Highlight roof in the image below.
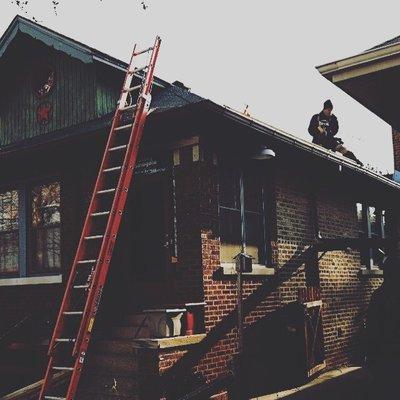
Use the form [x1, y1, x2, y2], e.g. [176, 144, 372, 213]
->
[368, 34, 400, 51]
[0, 16, 398, 193]
[204, 103, 400, 191]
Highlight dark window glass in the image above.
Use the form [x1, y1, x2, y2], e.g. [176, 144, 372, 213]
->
[0, 190, 19, 275]
[219, 167, 240, 209]
[356, 203, 387, 268]
[31, 182, 61, 273]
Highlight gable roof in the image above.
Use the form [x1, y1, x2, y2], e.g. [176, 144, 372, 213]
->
[0, 15, 168, 87]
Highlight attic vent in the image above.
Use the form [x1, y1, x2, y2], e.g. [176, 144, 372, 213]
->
[173, 80, 190, 91]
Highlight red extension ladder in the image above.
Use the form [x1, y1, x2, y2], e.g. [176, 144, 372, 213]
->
[39, 36, 161, 400]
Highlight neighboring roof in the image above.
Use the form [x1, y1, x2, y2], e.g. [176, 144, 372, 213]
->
[0, 15, 168, 87]
[317, 33, 400, 79]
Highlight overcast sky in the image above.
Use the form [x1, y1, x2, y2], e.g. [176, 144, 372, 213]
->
[1, 1, 398, 172]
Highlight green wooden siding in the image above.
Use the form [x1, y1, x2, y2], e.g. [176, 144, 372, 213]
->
[0, 39, 98, 146]
[95, 64, 123, 118]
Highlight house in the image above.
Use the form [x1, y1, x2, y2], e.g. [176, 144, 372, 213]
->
[0, 16, 399, 400]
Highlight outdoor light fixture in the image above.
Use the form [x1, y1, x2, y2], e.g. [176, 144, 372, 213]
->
[252, 145, 276, 160]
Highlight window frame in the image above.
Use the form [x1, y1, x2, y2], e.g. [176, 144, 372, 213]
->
[0, 177, 62, 279]
[357, 202, 387, 270]
[218, 163, 271, 267]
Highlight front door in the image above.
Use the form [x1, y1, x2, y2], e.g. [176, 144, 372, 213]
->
[129, 170, 174, 308]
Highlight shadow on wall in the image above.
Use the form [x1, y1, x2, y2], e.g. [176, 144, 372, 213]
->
[365, 256, 400, 399]
[160, 244, 314, 399]
[241, 303, 308, 397]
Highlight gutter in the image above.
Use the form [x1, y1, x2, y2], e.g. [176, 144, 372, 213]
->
[203, 101, 400, 191]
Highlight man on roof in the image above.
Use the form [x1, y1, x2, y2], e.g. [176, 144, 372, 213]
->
[308, 99, 363, 165]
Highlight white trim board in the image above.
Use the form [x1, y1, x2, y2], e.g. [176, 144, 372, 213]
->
[0, 275, 62, 286]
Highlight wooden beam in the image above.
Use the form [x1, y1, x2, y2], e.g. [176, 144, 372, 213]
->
[314, 237, 390, 252]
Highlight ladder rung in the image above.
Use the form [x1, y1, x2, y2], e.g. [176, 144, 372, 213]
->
[97, 188, 116, 195]
[109, 145, 127, 152]
[91, 211, 110, 217]
[73, 284, 90, 289]
[120, 104, 137, 112]
[84, 235, 104, 240]
[114, 123, 133, 132]
[63, 311, 84, 315]
[55, 338, 76, 343]
[124, 84, 141, 93]
[77, 259, 97, 264]
[45, 396, 66, 400]
[133, 46, 153, 56]
[128, 65, 148, 75]
[53, 366, 74, 371]
[103, 166, 122, 173]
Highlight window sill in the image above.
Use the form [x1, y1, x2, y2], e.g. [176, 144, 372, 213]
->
[359, 268, 383, 277]
[220, 263, 275, 276]
[0, 275, 62, 286]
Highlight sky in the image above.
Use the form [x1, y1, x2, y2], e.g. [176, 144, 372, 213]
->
[1, 0, 399, 173]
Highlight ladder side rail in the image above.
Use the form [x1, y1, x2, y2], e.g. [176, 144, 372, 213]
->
[72, 37, 161, 356]
[39, 47, 139, 400]
[67, 39, 161, 398]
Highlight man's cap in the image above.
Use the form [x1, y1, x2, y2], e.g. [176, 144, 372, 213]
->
[324, 99, 333, 109]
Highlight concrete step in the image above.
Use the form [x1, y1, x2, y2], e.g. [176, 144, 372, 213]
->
[79, 373, 139, 397]
[85, 354, 138, 375]
[111, 326, 150, 339]
[91, 340, 140, 356]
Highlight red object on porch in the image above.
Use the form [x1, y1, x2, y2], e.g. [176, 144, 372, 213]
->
[185, 310, 195, 335]
[39, 36, 161, 400]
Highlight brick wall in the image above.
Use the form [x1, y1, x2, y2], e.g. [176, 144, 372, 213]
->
[157, 148, 386, 398]
[392, 128, 400, 171]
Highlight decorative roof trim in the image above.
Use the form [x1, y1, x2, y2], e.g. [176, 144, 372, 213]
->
[0, 15, 167, 87]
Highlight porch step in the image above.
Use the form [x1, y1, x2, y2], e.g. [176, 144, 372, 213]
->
[121, 313, 148, 327]
[91, 340, 141, 356]
[85, 354, 138, 375]
[111, 326, 150, 339]
[75, 391, 139, 400]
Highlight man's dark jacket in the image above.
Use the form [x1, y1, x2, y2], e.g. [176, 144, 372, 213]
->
[308, 111, 339, 150]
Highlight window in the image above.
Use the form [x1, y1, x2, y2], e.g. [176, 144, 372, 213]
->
[31, 182, 61, 273]
[356, 203, 387, 268]
[218, 164, 268, 265]
[0, 181, 61, 278]
[0, 190, 19, 275]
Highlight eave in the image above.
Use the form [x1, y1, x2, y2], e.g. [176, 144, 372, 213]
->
[316, 42, 400, 82]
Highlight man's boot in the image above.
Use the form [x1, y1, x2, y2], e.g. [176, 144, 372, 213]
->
[344, 150, 363, 166]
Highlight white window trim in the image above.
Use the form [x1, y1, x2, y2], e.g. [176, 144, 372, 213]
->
[0, 274, 62, 286]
